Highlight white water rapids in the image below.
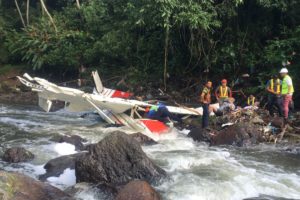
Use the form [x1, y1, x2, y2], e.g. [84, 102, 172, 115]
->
[0, 104, 299, 200]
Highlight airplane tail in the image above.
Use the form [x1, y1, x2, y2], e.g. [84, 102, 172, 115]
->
[91, 70, 104, 94]
[91, 70, 133, 99]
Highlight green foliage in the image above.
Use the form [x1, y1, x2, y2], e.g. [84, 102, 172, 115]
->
[5, 19, 93, 70]
[264, 26, 300, 65]
[0, 0, 299, 104]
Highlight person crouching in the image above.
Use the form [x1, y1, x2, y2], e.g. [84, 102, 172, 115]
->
[212, 97, 236, 116]
[145, 102, 182, 123]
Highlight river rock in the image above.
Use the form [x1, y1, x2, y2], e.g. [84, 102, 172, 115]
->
[187, 128, 212, 143]
[2, 147, 34, 163]
[115, 180, 161, 200]
[211, 122, 264, 146]
[39, 152, 86, 181]
[51, 135, 86, 150]
[75, 131, 166, 185]
[0, 171, 73, 200]
[130, 133, 157, 145]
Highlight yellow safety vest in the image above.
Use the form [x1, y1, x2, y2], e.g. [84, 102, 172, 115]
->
[270, 79, 281, 94]
[247, 97, 255, 106]
[219, 86, 228, 98]
[281, 75, 294, 95]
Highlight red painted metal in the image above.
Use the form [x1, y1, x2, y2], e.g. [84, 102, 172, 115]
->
[140, 119, 169, 134]
[111, 90, 133, 99]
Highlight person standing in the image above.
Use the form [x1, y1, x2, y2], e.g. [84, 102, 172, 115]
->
[200, 81, 212, 128]
[266, 75, 282, 116]
[280, 68, 294, 121]
[215, 79, 232, 105]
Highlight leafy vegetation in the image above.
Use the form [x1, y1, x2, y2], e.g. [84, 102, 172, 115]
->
[0, 0, 299, 105]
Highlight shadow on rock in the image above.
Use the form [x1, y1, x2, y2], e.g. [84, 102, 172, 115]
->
[188, 122, 265, 147]
[211, 122, 265, 146]
[187, 128, 213, 143]
[39, 152, 87, 181]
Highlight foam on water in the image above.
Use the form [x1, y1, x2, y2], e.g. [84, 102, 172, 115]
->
[47, 168, 76, 189]
[73, 183, 113, 200]
[46, 142, 77, 156]
[149, 131, 300, 200]
[0, 117, 46, 131]
[0, 162, 46, 179]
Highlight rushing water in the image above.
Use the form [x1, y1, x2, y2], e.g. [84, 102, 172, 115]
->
[0, 103, 300, 200]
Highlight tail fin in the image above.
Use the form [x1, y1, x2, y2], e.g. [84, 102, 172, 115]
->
[92, 70, 104, 94]
[23, 73, 34, 81]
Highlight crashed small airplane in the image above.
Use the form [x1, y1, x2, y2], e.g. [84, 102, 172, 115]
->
[17, 71, 202, 137]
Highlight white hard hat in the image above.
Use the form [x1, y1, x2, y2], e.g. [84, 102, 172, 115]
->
[279, 68, 288, 73]
[241, 73, 250, 77]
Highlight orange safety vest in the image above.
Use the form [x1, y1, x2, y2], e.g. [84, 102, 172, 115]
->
[247, 97, 255, 106]
[201, 87, 211, 103]
[270, 79, 281, 94]
[219, 86, 228, 98]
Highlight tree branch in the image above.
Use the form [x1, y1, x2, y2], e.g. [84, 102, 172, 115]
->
[76, 0, 81, 9]
[14, 0, 26, 28]
[39, 0, 57, 32]
[26, 0, 30, 25]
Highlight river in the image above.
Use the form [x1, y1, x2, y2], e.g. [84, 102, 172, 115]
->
[0, 103, 300, 200]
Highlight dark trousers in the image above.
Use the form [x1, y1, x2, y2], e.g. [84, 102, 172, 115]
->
[150, 107, 182, 123]
[202, 104, 209, 128]
[267, 95, 282, 117]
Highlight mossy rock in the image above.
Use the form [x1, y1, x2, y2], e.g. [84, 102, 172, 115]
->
[0, 171, 73, 200]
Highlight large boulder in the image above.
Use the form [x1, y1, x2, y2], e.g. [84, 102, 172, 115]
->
[187, 127, 213, 143]
[2, 147, 34, 163]
[115, 180, 161, 200]
[0, 171, 73, 200]
[39, 152, 86, 181]
[130, 133, 157, 145]
[51, 135, 86, 150]
[75, 131, 166, 185]
[211, 122, 264, 146]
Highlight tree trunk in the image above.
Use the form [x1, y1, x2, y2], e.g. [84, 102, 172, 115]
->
[14, 0, 26, 28]
[39, 0, 57, 32]
[26, 0, 30, 25]
[76, 0, 81, 9]
[163, 25, 169, 91]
